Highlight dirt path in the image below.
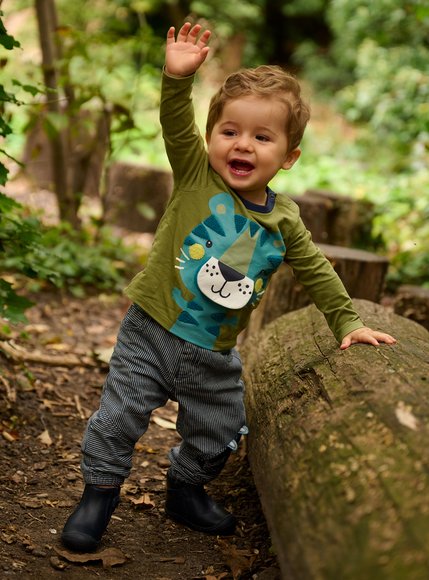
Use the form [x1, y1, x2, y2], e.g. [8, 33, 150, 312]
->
[0, 290, 280, 579]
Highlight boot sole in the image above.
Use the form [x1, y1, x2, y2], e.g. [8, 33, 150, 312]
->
[61, 530, 99, 552]
[166, 508, 236, 536]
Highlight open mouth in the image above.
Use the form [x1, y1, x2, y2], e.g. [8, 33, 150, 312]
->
[228, 159, 255, 176]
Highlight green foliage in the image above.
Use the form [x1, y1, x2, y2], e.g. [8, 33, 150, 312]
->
[0, 15, 39, 323]
[338, 41, 429, 167]
[0, 279, 33, 324]
[1, 13, 142, 323]
[288, 0, 429, 287]
[297, 0, 429, 166]
[21, 223, 141, 297]
[0, 199, 142, 299]
[0, 12, 22, 185]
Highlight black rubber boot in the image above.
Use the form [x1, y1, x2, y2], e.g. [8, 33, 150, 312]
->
[61, 485, 120, 552]
[165, 475, 236, 535]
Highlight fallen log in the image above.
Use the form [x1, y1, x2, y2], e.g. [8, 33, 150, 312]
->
[241, 299, 429, 580]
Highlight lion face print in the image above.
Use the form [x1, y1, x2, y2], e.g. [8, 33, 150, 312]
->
[171, 192, 285, 347]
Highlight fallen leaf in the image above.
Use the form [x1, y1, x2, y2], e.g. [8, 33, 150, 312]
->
[45, 343, 71, 352]
[1, 531, 16, 544]
[50, 555, 68, 570]
[24, 323, 50, 334]
[128, 493, 155, 510]
[38, 429, 53, 446]
[18, 497, 45, 509]
[395, 401, 419, 431]
[54, 546, 127, 568]
[218, 539, 256, 580]
[152, 416, 176, 430]
[94, 346, 114, 365]
[33, 461, 47, 471]
[2, 430, 18, 442]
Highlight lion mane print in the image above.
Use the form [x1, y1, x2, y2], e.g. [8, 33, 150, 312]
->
[171, 193, 285, 348]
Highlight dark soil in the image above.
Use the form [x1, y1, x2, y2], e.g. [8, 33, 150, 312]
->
[0, 290, 280, 579]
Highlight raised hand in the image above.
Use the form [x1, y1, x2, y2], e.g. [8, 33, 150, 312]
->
[165, 22, 211, 77]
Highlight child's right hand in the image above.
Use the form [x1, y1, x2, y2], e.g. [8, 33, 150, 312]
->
[165, 22, 211, 77]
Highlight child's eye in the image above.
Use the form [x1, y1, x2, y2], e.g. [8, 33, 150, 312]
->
[223, 129, 236, 137]
[256, 134, 270, 142]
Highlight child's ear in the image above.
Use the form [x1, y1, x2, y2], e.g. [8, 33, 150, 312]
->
[282, 148, 301, 170]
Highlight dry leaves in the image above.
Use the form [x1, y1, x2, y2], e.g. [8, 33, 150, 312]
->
[127, 492, 155, 510]
[54, 546, 127, 568]
[218, 539, 257, 580]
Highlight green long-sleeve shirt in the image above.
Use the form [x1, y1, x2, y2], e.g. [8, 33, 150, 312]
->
[125, 72, 364, 350]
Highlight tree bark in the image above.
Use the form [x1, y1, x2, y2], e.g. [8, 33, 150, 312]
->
[241, 299, 429, 580]
[34, 0, 80, 227]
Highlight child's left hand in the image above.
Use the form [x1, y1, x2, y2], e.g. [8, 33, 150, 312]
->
[340, 327, 397, 350]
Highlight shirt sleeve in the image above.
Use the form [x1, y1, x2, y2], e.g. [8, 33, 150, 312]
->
[285, 217, 365, 342]
[159, 70, 207, 186]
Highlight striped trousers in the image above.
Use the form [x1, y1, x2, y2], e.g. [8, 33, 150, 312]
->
[81, 304, 246, 486]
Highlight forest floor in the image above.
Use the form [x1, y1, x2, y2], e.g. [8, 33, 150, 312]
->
[0, 288, 280, 580]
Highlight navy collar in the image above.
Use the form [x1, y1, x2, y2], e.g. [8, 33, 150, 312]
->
[236, 187, 276, 213]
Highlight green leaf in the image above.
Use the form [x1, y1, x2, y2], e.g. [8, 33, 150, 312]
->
[0, 116, 12, 138]
[12, 79, 43, 97]
[0, 84, 19, 104]
[0, 191, 21, 213]
[0, 28, 20, 50]
[0, 279, 33, 324]
[0, 162, 9, 186]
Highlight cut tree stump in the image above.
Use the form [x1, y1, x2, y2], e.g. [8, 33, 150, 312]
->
[241, 299, 429, 580]
[244, 245, 389, 339]
[393, 285, 429, 331]
[104, 162, 172, 233]
[290, 190, 375, 247]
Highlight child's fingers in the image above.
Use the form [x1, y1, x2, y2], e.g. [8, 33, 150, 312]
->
[166, 26, 176, 44]
[188, 24, 203, 43]
[197, 29, 211, 48]
[176, 22, 193, 42]
[174, 22, 210, 47]
[375, 332, 397, 344]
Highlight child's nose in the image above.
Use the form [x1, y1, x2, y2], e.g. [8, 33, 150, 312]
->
[234, 135, 253, 151]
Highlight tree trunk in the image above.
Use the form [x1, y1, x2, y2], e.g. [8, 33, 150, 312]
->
[34, 0, 80, 227]
[241, 299, 429, 580]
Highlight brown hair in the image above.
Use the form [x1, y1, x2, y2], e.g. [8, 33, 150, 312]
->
[206, 65, 310, 153]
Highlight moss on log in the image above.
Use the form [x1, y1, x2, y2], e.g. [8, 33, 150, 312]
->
[241, 299, 429, 580]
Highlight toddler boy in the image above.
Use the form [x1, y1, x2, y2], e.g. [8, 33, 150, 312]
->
[61, 23, 396, 552]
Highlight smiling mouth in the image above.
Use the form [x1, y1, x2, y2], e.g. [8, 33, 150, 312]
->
[228, 159, 255, 176]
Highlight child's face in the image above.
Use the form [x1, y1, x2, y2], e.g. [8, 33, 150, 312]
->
[206, 96, 300, 204]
